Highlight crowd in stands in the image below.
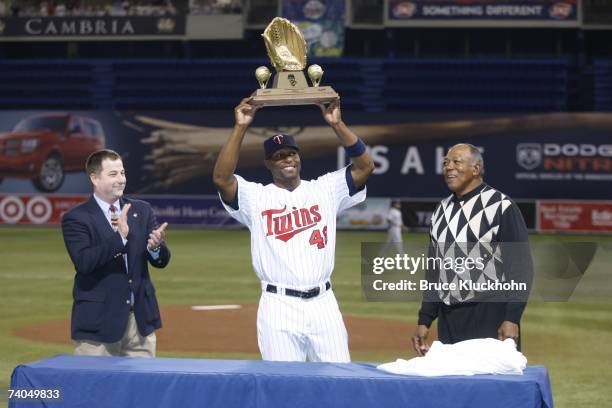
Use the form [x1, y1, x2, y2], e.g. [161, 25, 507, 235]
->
[188, 0, 242, 15]
[0, 0, 245, 16]
[0, 1, 181, 17]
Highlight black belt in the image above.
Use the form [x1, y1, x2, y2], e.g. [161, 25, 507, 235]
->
[266, 281, 331, 299]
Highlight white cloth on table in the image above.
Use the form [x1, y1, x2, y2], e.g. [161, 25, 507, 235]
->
[377, 338, 527, 376]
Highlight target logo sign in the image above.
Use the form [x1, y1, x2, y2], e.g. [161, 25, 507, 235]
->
[26, 196, 53, 224]
[0, 196, 26, 224]
[0, 194, 87, 225]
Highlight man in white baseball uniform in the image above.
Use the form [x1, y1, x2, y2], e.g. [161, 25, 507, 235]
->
[213, 97, 374, 362]
[379, 200, 408, 256]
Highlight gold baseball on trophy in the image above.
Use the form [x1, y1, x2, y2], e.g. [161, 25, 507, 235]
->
[307, 64, 324, 87]
[255, 66, 271, 89]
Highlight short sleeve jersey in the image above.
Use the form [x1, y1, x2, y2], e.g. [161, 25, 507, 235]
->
[221, 167, 366, 288]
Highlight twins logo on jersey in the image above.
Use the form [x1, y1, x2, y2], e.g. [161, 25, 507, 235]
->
[261, 205, 328, 248]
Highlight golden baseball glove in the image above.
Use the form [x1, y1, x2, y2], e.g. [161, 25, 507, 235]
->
[262, 17, 307, 72]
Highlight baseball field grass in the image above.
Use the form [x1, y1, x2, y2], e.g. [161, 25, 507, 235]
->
[1, 227, 611, 407]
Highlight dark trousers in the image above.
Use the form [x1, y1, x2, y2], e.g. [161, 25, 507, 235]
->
[437, 302, 521, 351]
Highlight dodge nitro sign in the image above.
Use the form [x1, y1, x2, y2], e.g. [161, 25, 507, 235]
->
[515, 143, 612, 182]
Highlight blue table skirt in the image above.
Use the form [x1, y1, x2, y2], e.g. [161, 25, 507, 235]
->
[10, 355, 553, 408]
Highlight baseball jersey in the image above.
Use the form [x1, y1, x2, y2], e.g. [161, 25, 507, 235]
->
[387, 207, 403, 240]
[220, 166, 366, 288]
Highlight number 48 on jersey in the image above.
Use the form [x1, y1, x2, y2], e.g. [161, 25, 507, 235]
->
[309, 226, 328, 249]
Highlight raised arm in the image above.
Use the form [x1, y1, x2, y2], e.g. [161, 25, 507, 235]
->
[213, 97, 260, 203]
[318, 99, 374, 188]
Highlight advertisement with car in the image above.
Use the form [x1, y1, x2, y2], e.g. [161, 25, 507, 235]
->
[1, 110, 610, 232]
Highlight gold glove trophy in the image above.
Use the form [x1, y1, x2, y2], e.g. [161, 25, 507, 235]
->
[251, 17, 339, 106]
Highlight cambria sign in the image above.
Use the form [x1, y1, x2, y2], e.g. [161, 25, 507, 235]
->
[0, 16, 185, 38]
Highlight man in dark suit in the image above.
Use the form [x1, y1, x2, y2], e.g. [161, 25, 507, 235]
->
[62, 149, 170, 357]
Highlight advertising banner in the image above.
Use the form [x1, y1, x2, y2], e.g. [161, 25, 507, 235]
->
[0, 193, 538, 231]
[0, 194, 87, 225]
[0, 16, 186, 39]
[1, 111, 610, 205]
[141, 195, 240, 228]
[0, 193, 241, 227]
[538, 201, 612, 233]
[282, 0, 345, 57]
[337, 197, 390, 230]
[387, 0, 578, 22]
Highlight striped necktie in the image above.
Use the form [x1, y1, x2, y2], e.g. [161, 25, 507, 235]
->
[109, 204, 118, 231]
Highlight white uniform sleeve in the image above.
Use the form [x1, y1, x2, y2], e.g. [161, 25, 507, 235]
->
[387, 209, 395, 225]
[218, 174, 261, 228]
[316, 166, 367, 214]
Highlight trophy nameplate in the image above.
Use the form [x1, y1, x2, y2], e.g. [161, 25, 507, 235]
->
[251, 17, 339, 106]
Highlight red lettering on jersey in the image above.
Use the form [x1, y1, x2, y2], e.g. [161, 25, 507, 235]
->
[277, 224, 316, 242]
[292, 208, 302, 228]
[275, 214, 293, 235]
[261, 204, 322, 242]
[309, 229, 325, 248]
[310, 205, 321, 223]
[261, 206, 287, 236]
[299, 208, 312, 225]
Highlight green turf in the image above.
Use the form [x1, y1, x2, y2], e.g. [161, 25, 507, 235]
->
[1, 227, 611, 407]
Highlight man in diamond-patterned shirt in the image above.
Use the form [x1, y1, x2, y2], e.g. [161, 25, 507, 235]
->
[412, 144, 532, 355]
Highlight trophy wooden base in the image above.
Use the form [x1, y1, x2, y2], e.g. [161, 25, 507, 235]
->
[251, 86, 339, 107]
